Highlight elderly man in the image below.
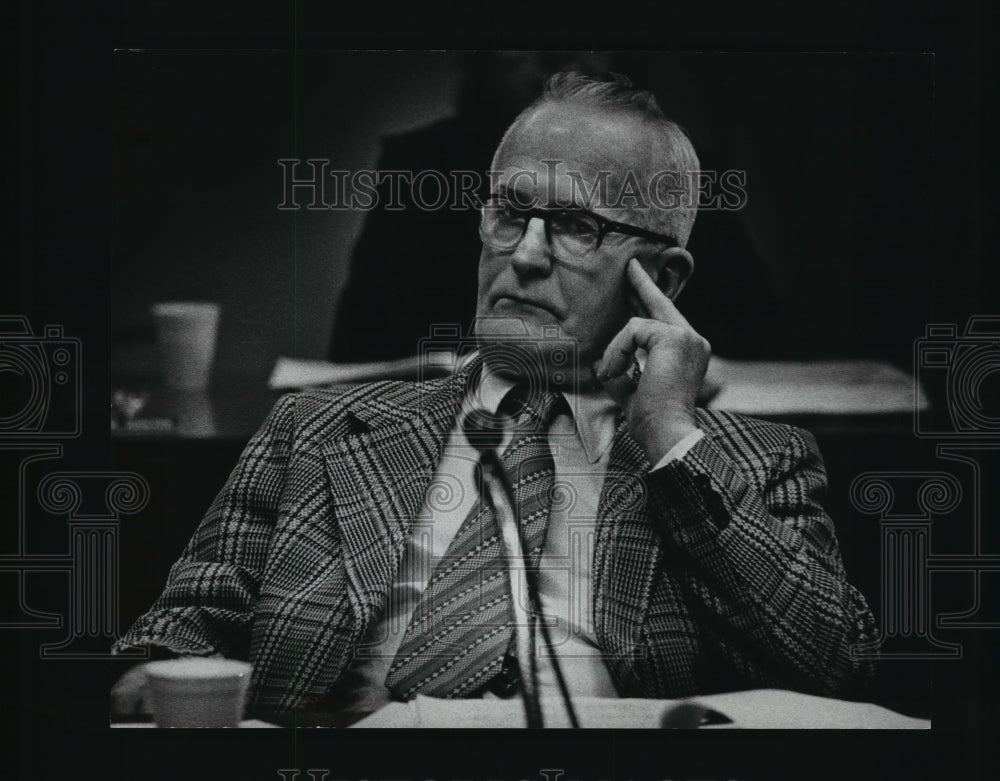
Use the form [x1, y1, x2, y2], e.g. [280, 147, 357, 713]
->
[112, 72, 876, 723]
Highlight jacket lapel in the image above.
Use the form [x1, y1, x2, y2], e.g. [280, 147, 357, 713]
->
[592, 418, 663, 695]
[320, 364, 478, 629]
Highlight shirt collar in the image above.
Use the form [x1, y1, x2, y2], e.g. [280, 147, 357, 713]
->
[468, 358, 619, 464]
[561, 385, 619, 464]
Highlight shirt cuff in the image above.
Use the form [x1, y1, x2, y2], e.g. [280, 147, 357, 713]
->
[650, 429, 705, 472]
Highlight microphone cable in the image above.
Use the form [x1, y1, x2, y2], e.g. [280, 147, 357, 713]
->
[463, 409, 581, 728]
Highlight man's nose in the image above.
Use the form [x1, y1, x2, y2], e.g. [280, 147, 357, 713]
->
[509, 217, 553, 276]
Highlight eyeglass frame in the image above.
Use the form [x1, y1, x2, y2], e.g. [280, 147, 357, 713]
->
[479, 197, 680, 255]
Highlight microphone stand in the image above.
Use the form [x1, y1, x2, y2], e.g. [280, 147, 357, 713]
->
[469, 414, 581, 729]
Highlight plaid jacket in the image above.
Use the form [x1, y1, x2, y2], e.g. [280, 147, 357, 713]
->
[114, 363, 878, 711]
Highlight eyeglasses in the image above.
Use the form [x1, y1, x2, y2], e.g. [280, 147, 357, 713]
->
[479, 197, 679, 257]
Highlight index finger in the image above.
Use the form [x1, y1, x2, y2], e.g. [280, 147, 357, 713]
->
[627, 258, 692, 328]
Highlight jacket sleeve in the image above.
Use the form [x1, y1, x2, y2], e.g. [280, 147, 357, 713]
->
[645, 422, 878, 697]
[112, 393, 298, 660]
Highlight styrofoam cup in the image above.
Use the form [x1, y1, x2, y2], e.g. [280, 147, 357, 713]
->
[151, 301, 221, 389]
[146, 658, 252, 728]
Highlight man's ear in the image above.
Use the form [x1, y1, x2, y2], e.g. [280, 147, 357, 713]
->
[641, 247, 694, 300]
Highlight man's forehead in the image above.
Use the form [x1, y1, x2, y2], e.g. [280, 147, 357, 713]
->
[492, 103, 659, 210]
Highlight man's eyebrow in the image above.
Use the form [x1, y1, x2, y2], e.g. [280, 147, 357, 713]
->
[493, 182, 530, 199]
[493, 182, 538, 209]
[493, 183, 592, 212]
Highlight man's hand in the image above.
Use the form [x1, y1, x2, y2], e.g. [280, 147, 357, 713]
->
[110, 662, 154, 718]
[595, 258, 711, 464]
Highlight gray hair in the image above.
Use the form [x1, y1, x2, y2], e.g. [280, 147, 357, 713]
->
[494, 71, 700, 248]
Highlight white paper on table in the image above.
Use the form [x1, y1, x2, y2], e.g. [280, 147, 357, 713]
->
[692, 689, 930, 729]
[351, 691, 930, 729]
[268, 354, 466, 390]
[354, 696, 670, 728]
[705, 358, 929, 415]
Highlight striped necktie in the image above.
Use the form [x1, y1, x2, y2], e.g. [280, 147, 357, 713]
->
[384, 386, 564, 700]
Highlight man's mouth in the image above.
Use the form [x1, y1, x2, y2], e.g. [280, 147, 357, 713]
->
[492, 295, 559, 319]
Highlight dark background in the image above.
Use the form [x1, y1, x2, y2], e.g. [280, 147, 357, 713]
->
[3, 2, 999, 780]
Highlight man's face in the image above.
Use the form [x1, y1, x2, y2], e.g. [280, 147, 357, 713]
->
[474, 102, 662, 389]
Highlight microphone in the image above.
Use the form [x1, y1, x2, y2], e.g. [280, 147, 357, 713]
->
[462, 409, 515, 501]
[461, 407, 506, 451]
[462, 409, 580, 729]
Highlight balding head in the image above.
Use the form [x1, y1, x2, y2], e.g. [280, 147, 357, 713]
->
[492, 71, 701, 248]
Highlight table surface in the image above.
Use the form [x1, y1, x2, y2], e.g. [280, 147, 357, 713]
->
[352, 690, 931, 729]
[110, 690, 930, 729]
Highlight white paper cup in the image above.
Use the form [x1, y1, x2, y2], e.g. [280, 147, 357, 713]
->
[151, 301, 221, 389]
[146, 659, 252, 728]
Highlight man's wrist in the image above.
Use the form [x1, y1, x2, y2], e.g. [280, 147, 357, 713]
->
[651, 429, 705, 471]
[636, 417, 701, 465]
